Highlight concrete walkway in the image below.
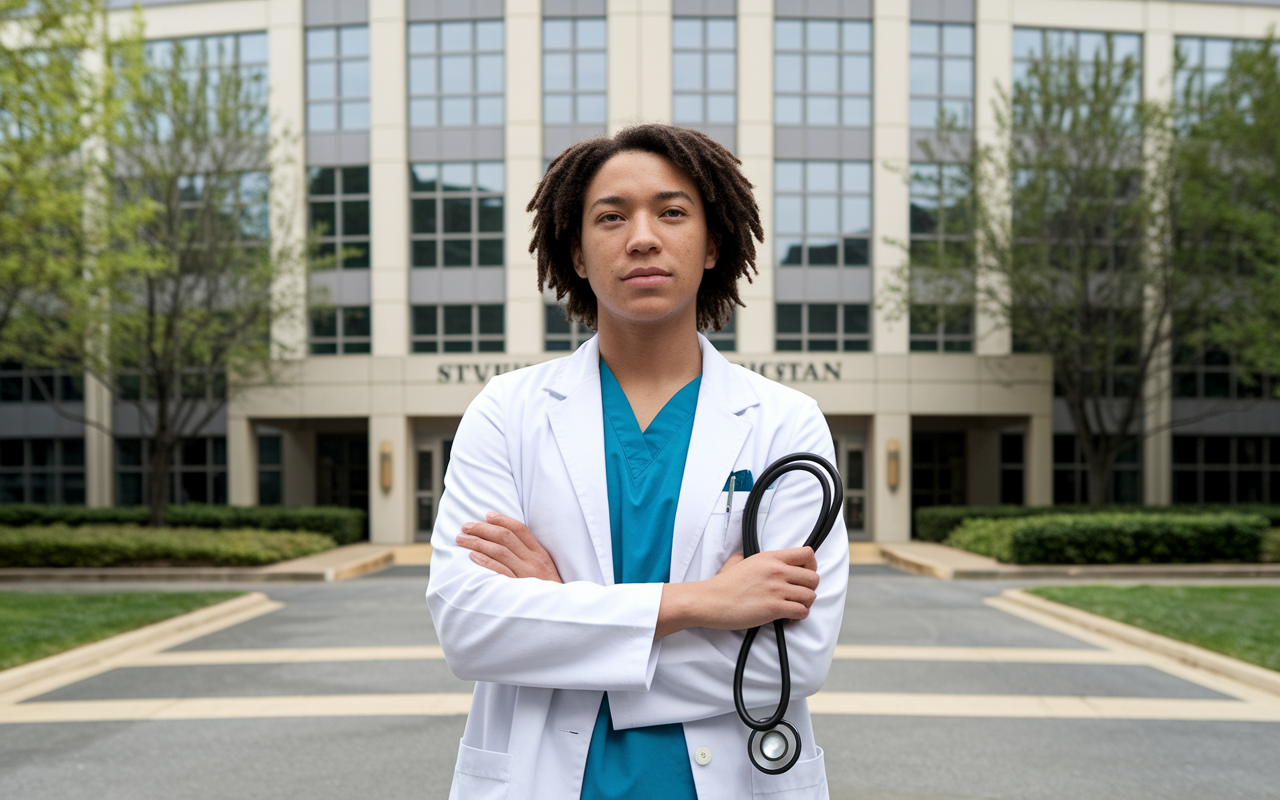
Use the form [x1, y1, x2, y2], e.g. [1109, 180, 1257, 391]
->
[1, 566, 1278, 799]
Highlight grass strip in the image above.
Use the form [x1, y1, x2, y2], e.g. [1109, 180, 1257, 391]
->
[0, 591, 243, 671]
[1028, 585, 1280, 673]
[0, 525, 336, 568]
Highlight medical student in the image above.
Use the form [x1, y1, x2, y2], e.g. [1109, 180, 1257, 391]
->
[426, 124, 849, 800]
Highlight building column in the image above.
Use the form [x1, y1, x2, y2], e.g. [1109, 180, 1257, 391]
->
[267, 0, 308, 360]
[871, 1, 909, 354]
[506, 0, 543, 356]
[370, 0, 408, 357]
[83, 372, 114, 507]
[735, 0, 773, 354]
[368, 413, 414, 544]
[227, 414, 257, 506]
[974, 0, 1012, 356]
[1025, 411, 1052, 507]
[609, 0, 673, 131]
[966, 425, 1001, 506]
[280, 424, 316, 506]
[1143, 7, 1174, 506]
[870, 412, 911, 542]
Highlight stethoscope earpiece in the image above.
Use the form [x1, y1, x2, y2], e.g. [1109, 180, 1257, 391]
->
[747, 720, 801, 775]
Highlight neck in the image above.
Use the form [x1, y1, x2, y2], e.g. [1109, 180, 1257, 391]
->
[596, 308, 703, 393]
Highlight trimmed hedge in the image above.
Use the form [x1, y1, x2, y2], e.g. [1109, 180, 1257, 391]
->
[945, 513, 1268, 565]
[916, 503, 1280, 543]
[0, 504, 365, 545]
[0, 525, 337, 568]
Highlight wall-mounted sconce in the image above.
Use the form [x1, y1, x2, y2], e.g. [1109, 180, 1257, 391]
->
[380, 440, 393, 492]
[886, 439, 900, 491]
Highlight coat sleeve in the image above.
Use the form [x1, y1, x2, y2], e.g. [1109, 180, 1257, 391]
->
[606, 398, 850, 730]
[425, 376, 665, 692]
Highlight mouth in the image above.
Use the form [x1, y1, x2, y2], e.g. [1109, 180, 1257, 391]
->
[623, 267, 672, 286]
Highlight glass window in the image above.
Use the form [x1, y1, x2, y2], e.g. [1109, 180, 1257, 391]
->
[411, 304, 504, 352]
[673, 17, 736, 125]
[775, 304, 870, 351]
[408, 20, 505, 127]
[114, 436, 227, 506]
[909, 304, 973, 352]
[544, 303, 595, 351]
[307, 25, 369, 131]
[410, 161, 504, 269]
[775, 160, 871, 268]
[1053, 434, 1141, 504]
[1013, 28, 1142, 124]
[143, 32, 269, 135]
[0, 438, 87, 505]
[909, 22, 973, 128]
[309, 166, 370, 269]
[309, 306, 372, 355]
[774, 19, 871, 127]
[543, 17, 606, 125]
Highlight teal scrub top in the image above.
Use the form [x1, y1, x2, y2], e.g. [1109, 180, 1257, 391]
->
[580, 360, 701, 800]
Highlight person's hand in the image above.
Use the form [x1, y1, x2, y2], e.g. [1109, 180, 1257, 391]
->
[456, 512, 563, 583]
[655, 547, 819, 639]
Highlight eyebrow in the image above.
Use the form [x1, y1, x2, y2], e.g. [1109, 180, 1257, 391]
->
[588, 190, 696, 210]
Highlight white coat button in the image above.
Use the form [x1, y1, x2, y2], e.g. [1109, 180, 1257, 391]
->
[694, 747, 712, 766]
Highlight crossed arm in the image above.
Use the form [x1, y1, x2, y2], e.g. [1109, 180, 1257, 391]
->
[457, 512, 821, 641]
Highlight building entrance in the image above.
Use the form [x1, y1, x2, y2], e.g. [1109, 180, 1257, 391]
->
[912, 432, 967, 513]
[317, 434, 369, 537]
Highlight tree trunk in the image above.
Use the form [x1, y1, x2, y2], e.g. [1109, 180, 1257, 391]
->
[1085, 449, 1113, 508]
[149, 393, 171, 527]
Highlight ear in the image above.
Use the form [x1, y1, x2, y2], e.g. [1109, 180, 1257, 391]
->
[703, 233, 719, 272]
[571, 239, 588, 280]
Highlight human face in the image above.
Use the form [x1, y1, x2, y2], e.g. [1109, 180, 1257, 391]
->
[572, 150, 718, 330]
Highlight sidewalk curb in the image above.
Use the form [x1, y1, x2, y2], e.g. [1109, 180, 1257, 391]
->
[0, 543, 399, 584]
[1000, 588, 1280, 698]
[0, 592, 273, 696]
[880, 542, 1280, 581]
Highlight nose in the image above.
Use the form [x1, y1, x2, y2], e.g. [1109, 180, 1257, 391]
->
[626, 213, 661, 255]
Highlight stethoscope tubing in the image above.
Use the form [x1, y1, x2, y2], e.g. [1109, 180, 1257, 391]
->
[732, 453, 843, 736]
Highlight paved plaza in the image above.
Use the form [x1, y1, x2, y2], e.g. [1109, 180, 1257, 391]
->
[2, 565, 1279, 799]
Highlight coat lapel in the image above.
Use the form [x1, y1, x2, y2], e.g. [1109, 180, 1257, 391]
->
[545, 337, 616, 585]
[668, 335, 758, 584]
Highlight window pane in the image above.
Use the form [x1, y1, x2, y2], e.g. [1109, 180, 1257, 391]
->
[412, 199, 437, 233]
[844, 304, 869, 334]
[343, 307, 371, 337]
[340, 59, 369, 97]
[443, 239, 471, 266]
[342, 200, 370, 236]
[340, 26, 369, 57]
[808, 304, 837, 334]
[478, 197, 503, 232]
[478, 305, 504, 335]
[311, 308, 337, 337]
[413, 305, 437, 335]
[444, 198, 472, 232]
[443, 305, 472, 335]
[776, 304, 803, 334]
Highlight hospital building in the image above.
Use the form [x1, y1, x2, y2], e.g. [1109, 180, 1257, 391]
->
[4, 0, 1280, 543]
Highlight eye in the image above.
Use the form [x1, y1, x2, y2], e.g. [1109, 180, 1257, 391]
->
[600, 212, 623, 223]
[660, 208, 685, 218]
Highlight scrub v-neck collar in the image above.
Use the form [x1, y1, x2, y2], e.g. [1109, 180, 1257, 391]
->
[599, 359, 701, 480]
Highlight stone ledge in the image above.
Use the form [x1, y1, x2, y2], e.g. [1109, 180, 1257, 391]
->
[880, 541, 1280, 581]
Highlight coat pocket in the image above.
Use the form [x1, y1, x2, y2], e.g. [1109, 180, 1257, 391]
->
[452, 740, 513, 800]
[750, 746, 828, 798]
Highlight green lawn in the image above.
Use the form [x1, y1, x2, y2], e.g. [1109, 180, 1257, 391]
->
[0, 591, 243, 671]
[1028, 585, 1280, 673]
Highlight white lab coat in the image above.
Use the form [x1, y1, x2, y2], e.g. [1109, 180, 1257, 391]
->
[426, 333, 849, 800]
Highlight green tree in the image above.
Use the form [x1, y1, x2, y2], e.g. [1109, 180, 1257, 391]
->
[97, 32, 302, 525]
[901, 33, 1210, 506]
[0, 0, 115, 364]
[1176, 34, 1280, 385]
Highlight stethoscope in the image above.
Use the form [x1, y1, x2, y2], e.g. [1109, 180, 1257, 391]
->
[731, 453, 843, 774]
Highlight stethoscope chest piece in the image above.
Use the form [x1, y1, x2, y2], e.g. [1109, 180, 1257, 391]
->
[747, 720, 801, 774]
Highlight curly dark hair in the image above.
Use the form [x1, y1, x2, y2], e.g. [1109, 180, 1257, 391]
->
[526, 124, 764, 332]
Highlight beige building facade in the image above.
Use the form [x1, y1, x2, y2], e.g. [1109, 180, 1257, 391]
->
[6, 0, 1280, 543]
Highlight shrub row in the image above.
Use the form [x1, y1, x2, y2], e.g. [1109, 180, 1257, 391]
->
[0, 504, 366, 544]
[916, 503, 1280, 543]
[0, 525, 337, 568]
[945, 513, 1268, 565]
